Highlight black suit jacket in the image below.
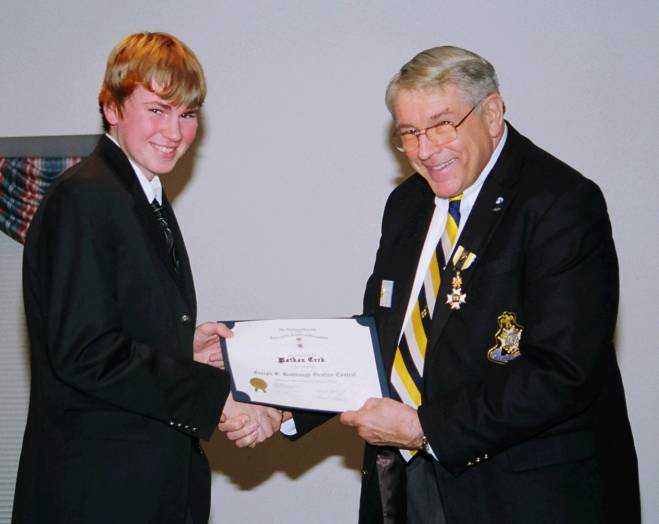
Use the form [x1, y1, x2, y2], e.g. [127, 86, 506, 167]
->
[295, 125, 640, 523]
[13, 137, 230, 524]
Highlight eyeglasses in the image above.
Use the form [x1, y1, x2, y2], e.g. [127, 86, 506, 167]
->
[393, 100, 482, 153]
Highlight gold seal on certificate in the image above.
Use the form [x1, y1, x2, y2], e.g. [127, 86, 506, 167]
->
[220, 317, 388, 413]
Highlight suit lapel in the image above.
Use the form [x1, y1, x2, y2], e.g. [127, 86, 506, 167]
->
[96, 137, 195, 310]
[161, 194, 197, 315]
[426, 125, 523, 355]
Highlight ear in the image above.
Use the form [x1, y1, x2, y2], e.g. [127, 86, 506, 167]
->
[103, 101, 121, 127]
[482, 94, 505, 138]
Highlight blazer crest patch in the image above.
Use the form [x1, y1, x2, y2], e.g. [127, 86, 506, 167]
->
[487, 311, 523, 364]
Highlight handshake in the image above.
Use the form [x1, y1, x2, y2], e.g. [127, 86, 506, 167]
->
[193, 321, 291, 449]
[220, 394, 292, 448]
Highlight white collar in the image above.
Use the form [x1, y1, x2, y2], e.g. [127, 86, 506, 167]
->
[105, 133, 163, 205]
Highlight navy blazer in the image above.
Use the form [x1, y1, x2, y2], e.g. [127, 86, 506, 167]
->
[294, 125, 640, 524]
[13, 136, 230, 524]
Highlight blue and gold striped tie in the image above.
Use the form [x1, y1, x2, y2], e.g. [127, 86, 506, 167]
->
[390, 194, 462, 460]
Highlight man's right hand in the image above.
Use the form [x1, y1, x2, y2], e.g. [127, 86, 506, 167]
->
[219, 394, 283, 448]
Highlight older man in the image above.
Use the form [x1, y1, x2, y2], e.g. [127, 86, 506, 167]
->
[334, 46, 640, 523]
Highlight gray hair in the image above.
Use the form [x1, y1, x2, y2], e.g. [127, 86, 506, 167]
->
[385, 46, 500, 113]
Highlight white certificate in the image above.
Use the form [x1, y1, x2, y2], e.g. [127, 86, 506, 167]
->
[220, 317, 388, 413]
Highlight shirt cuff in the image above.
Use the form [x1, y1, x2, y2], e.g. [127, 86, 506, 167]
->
[280, 417, 297, 436]
[425, 439, 439, 460]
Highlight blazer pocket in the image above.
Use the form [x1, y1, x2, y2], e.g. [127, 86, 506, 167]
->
[475, 253, 523, 277]
[505, 431, 595, 472]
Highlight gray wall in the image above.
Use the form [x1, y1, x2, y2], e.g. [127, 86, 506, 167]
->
[1, 1, 657, 522]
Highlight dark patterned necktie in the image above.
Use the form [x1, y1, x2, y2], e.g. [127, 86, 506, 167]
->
[150, 199, 179, 272]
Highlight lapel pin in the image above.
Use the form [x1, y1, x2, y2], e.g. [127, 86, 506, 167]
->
[452, 246, 477, 271]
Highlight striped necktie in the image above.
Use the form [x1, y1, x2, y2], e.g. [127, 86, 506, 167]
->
[150, 199, 180, 272]
[390, 194, 462, 460]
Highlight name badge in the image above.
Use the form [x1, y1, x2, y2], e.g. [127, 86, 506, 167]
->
[379, 280, 394, 308]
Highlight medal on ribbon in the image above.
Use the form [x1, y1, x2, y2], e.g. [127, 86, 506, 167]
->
[446, 271, 467, 310]
[445, 246, 477, 310]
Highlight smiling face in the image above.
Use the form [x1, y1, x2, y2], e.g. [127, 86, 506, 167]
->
[392, 84, 505, 198]
[103, 85, 199, 180]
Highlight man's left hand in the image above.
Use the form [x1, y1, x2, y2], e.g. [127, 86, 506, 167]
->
[193, 322, 233, 369]
[340, 397, 424, 449]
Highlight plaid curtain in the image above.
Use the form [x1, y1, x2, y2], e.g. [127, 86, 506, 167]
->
[0, 156, 81, 244]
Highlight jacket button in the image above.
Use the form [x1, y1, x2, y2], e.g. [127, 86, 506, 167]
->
[466, 461, 474, 467]
[361, 469, 368, 477]
[192, 427, 198, 433]
[180, 314, 192, 325]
